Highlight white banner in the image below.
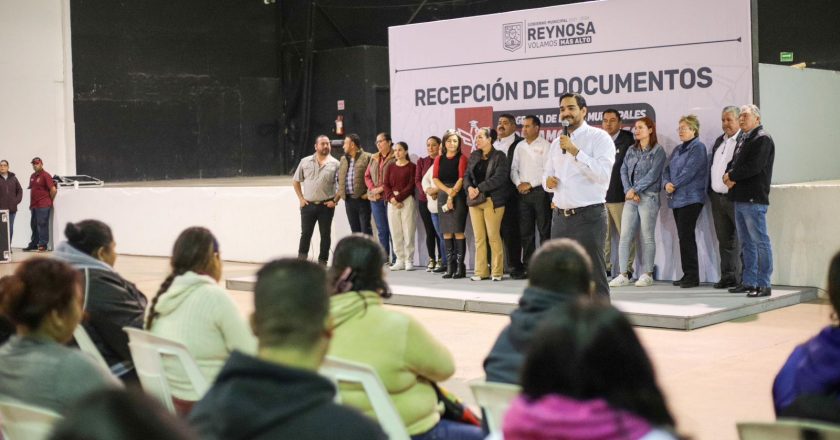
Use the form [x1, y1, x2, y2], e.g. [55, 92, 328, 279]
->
[389, 0, 753, 281]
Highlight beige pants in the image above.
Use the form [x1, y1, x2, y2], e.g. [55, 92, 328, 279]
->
[605, 201, 636, 273]
[469, 197, 505, 278]
[387, 195, 416, 265]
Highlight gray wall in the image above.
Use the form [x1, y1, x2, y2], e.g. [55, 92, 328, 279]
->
[760, 63, 840, 184]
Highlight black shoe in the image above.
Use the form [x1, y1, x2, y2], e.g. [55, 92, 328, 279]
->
[747, 286, 772, 298]
[510, 270, 527, 280]
[442, 239, 456, 279]
[22, 245, 38, 252]
[713, 278, 738, 289]
[672, 278, 683, 286]
[728, 284, 755, 293]
[679, 280, 699, 288]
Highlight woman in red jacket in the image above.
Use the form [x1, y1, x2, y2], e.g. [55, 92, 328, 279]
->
[383, 142, 417, 271]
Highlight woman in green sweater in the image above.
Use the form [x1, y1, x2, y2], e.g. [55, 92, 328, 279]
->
[327, 234, 482, 440]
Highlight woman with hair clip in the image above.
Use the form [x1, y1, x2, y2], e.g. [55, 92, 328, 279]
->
[53, 219, 147, 380]
[416, 136, 447, 272]
[504, 300, 680, 440]
[0, 258, 120, 413]
[609, 117, 667, 288]
[327, 234, 482, 440]
[433, 129, 470, 279]
[145, 227, 256, 415]
[773, 250, 840, 422]
[464, 127, 510, 281]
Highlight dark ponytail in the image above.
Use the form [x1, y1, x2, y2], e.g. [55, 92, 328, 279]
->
[65, 220, 114, 257]
[145, 227, 219, 330]
[328, 234, 390, 299]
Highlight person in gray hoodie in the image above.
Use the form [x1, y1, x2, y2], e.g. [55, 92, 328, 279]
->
[484, 238, 594, 384]
[52, 220, 147, 380]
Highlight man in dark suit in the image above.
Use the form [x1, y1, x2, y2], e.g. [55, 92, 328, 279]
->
[602, 109, 636, 278]
[723, 104, 775, 297]
[494, 113, 526, 278]
[708, 106, 742, 289]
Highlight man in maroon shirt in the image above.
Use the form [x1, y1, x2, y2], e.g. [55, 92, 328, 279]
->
[22, 157, 56, 252]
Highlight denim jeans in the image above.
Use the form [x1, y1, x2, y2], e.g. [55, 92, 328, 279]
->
[619, 192, 659, 274]
[734, 202, 773, 288]
[344, 196, 372, 235]
[410, 420, 484, 440]
[431, 212, 447, 264]
[29, 207, 51, 248]
[8, 211, 15, 242]
[370, 199, 394, 261]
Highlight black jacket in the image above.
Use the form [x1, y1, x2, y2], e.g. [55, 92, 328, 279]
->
[464, 148, 512, 208]
[0, 172, 23, 212]
[483, 286, 580, 384]
[189, 351, 387, 440]
[81, 268, 148, 368]
[605, 130, 636, 203]
[726, 125, 775, 205]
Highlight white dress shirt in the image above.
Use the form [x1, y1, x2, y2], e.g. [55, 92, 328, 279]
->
[710, 130, 740, 194]
[511, 136, 551, 188]
[494, 133, 517, 157]
[543, 121, 615, 209]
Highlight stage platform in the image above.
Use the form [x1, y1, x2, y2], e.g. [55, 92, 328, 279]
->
[226, 271, 817, 330]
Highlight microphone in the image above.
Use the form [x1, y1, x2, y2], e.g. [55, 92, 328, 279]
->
[561, 120, 570, 154]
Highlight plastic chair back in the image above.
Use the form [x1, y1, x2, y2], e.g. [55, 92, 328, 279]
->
[738, 419, 840, 440]
[0, 398, 62, 440]
[469, 380, 521, 435]
[123, 327, 209, 414]
[73, 325, 110, 371]
[319, 356, 410, 440]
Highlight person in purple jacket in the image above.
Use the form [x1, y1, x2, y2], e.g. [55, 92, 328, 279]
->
[773, 251, 840, 419]
[0, 159, 24, 241]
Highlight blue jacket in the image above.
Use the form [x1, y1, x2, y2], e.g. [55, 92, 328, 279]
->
[662, 137, 708, 209]
[620, 143, 666, 195]
[773, 326, 840, 415]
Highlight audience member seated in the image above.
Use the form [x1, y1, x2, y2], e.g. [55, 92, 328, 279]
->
[0, 314, 13, 345]
[189, 258, 386, 440]
[145, 227, 256, 413]
[484, 238, 594, 384]
[504, 301, 680, 440]
[53, 220, 147, 379]
[327, 234, 483, 440]
[0, 258, 120, 413]
[773, 250, 840, 420]
[48, 389, 197, 440]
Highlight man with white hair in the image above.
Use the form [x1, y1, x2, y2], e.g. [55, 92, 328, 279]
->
[723, 104, 775, 297]
[708, 106, 742, 289]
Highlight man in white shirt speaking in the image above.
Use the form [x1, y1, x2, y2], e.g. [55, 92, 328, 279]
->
[544, 93, 615, 300]
[510, 115, 552, 277]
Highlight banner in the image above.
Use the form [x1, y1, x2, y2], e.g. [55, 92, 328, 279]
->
[389, 0, 753, 281]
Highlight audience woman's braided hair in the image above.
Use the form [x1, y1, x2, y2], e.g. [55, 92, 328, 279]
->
[145, 227, 220, 330]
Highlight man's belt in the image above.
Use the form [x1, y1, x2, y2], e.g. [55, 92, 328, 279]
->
[309, 199, 334, 205]
[554, 203, 603, 217]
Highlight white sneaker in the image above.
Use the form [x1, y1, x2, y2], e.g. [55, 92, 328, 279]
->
[470, 275, 488, 281]
[405, 263, 414, 271]
[634, 273, 654, 287]
[390, 261, 405, 271]
[609, 273, 631, 287]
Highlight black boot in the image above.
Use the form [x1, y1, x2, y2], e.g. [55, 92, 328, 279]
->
[453, 238, 467, 279]
[442, 238, 456, 279]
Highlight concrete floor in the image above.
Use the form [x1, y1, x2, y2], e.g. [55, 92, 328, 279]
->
[1, 252, 831, 440]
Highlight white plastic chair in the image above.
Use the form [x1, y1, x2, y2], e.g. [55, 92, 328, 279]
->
[73, 325, 110, 371]
[123, 327, 209, 414]
[737, 419, 840, 440]
[0, 398, 62, 440]
[469, 380, 521, 436]
[319, 356, 410, 440]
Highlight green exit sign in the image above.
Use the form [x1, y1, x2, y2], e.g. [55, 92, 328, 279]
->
[780, 52, 794, 62]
